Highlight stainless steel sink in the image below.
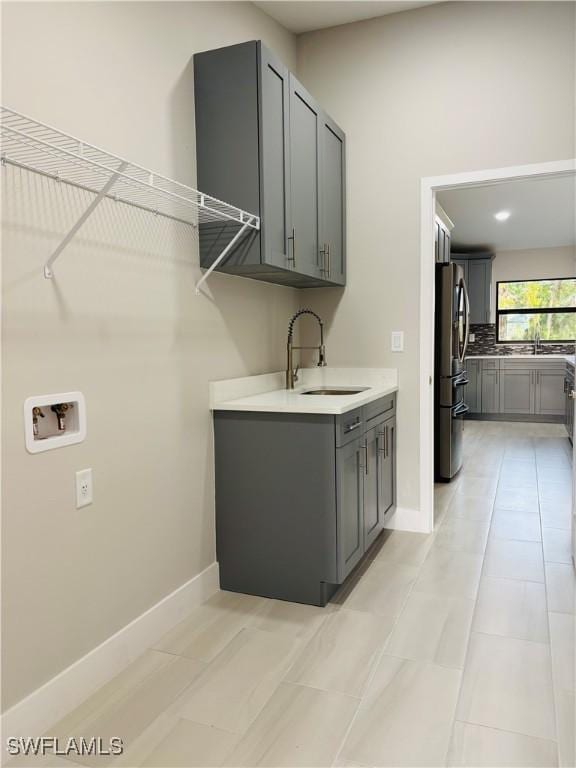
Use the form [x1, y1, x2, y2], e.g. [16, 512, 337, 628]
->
[301, 387, 368, 396]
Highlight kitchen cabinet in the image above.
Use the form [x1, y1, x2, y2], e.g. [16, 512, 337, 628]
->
[451, 253, 493, 324]
[565, 364, 574, 443]
[480, 368, 500, 414]
[465, 358, 481, 413]
[194, 40, 346, 288]
[466, 358, 566, 420]
[213, 395, 396, 606]
[536, 369, 566, 416]
[500, 369, 534, 414]
[435, 203, 454, 264]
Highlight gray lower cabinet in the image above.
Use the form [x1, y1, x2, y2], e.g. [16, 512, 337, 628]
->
[480, 368, 500, 414]
[465, 359, 481, 413]
[214, 396, 396, 606]
[536, 369, 566, 416]
[194, 40, 346, 288]
[499, 369, 534, 415]
[467, 358, 566, 420]
[565, 364, 574, 442]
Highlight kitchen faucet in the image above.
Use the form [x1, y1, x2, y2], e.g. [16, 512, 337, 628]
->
[534, 328, 541, 355]
[286, 309, 327, 389]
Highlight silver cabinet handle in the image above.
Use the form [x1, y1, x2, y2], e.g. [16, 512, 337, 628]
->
[346, 420, 362, 432]
[327, 242, 331, 278]
[287, 227, 296, 267]
[378, 430, 386, 455]
[319, 243, 328, 275]
[363, 442, 369, 475]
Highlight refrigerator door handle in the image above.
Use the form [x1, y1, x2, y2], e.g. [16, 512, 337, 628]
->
[452, 401, 470, 417]
[461, 278, 471, 360]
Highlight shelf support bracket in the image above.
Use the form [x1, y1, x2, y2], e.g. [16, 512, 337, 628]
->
[195, 217, 254, 295]
[44, 163, 126, 279]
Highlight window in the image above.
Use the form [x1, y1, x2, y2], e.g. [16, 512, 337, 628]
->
[496, 278, 576, 343]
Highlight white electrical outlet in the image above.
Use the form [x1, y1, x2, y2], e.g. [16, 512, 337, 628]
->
[76, 469, 93, 509]
[391, 331, 404, 352]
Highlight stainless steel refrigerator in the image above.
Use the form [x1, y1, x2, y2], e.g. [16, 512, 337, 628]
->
[435, 262, 470, 480]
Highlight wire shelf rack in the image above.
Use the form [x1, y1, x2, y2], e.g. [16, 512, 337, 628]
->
[0, 106, 259, 286]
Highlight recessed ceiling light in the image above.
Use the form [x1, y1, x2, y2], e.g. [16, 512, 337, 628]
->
[494, 210, 511, 221]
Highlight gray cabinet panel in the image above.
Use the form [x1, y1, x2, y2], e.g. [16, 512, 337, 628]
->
[260, 47, 291, 269]
[320, 114, 346, 285]
[363, 426, 379, 550]
[481, 369, 500, 413]
[379, 416, 396, 521]
[336, 437, 364, 582]
[195, 41, 346, 288]
[465, 359, 481, 413]
[500, 369, 534, 415]
[289, 75, 321, 280]
[468, 260, 491, 324]
[536, 370, 566, 416]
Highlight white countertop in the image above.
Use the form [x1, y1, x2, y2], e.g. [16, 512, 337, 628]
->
[210, 367, 398, 415]
[467, 354, 574, 363]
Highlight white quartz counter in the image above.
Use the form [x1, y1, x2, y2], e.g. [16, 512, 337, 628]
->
[467, 354, 574, 363]
[210, 367, 398, 415]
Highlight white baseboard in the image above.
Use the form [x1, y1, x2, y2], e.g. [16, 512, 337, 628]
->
[384, 506, 431, 533]
[1, 562, 219, 740]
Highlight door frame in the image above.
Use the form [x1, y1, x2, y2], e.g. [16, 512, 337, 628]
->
[419, 158, 576, 532]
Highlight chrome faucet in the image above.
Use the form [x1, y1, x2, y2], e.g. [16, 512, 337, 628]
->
[286, 309, 327, 389]
[534, 328, 541, 355]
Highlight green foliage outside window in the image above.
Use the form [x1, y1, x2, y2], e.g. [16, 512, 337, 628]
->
[497, 278, 576, 342]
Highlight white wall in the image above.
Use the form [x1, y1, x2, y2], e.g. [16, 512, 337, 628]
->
[297, 1, 575, 514]
[491, 246, 575, 321]
[1, 1, 298, 711]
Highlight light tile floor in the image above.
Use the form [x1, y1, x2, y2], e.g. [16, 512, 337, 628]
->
[8, 422, 575, 768]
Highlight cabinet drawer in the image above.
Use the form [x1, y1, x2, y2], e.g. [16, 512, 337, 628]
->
[335, 407, 364, 447]
[363, 395, 395, 425]
[501, 359, 565, 370]
[480, 359, 499, 370]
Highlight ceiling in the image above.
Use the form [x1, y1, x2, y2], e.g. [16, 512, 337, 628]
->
[437, 175, 576, 253]
[253, 1, 440, 34]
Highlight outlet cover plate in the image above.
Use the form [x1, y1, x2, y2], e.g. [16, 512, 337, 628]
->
[76, 468, 93, 509]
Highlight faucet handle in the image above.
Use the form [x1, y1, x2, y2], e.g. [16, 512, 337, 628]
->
[293, 365, 300, 383]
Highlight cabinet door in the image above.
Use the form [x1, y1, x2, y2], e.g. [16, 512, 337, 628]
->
[535, 370, 566, 416]
[259, 46, 291, 269]
[379, 417, 396, 521]
[481, 369, 500, 414]
[465, 359, 480, 413]
[500, 369, 534, 414]
[336, 437, 364, 582]
[288, 75, 321, 279]
[363, 426, 379, 550]
[468, 260, 491, 325]
[319, 112, 346, 285]
[452, 259, 469, 285]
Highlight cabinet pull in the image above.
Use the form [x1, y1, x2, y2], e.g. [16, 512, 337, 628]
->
[319, 243, 328, 275]
[345, 420, 362, 432]
[385, 425, 389, 458]
[362, 442, 369, 475]
[327, 243, 331, 278]
[378, 430, 386, 455]
[287, 227, 296, 267]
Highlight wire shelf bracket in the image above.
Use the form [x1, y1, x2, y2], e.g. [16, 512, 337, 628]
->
[0, 106, 260, 282]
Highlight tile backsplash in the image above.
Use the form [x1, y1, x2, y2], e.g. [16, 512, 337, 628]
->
[468, 324, 574, 356]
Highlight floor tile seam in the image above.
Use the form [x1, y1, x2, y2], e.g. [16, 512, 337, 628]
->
[452, 718, 560, 751]
[535, 442, 566, 759]
[330, 530, 434, 767]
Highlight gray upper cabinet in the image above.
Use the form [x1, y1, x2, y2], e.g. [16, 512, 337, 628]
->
[288, 76, 321, 280]
[260, 46, 291, 270]
[451, 254, 493, 325]
[194, 41, 346, 288]
[468, 260, 492, 324]
[320, 114, 346, 284]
